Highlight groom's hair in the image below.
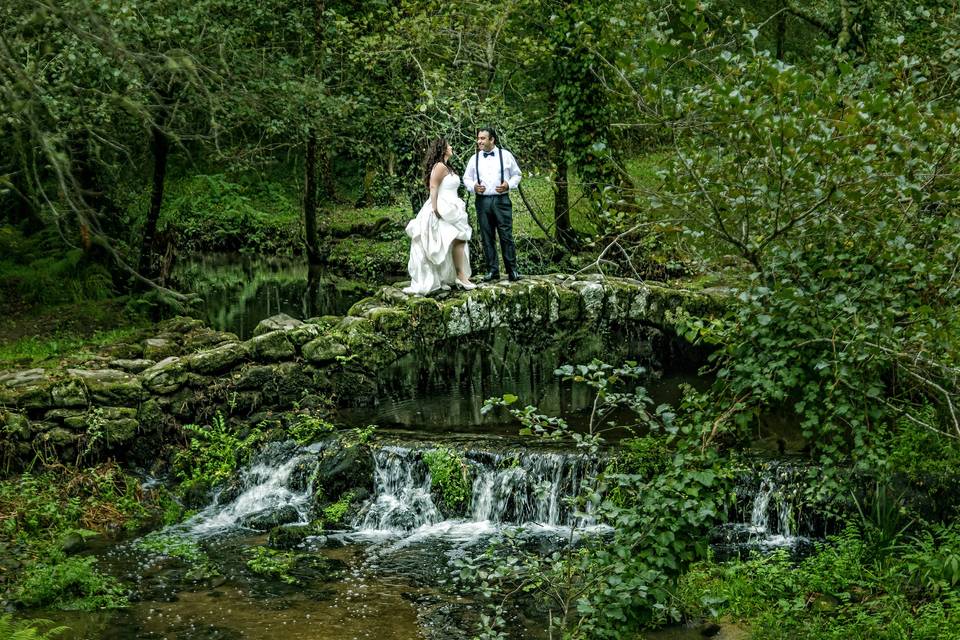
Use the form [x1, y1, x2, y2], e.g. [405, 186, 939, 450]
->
[478, 126, 497, 144]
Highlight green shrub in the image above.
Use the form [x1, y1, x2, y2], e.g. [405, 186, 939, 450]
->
[14, 554, 127, 611]
[422, 448, 471, 512]
[172, 413, 265, 497]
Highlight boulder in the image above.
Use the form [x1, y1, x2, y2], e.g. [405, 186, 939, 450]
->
[0, 411, 32, 440]
[139, 357, 188, 394]
[66, 369, 143, 406]
[108, 359, 156, 374]
[254, 313, 302, 337]
[50, 377, 88, 408]
[184, 342, 248, 374]
[240, 505, 301, 531]
[302, 336, 348, 364]
[246, 330, 296, 361]
[143, 337, 178, 361]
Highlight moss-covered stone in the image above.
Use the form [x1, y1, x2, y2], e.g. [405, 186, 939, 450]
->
[184, 341, 248, 374]
[302, 336, 348, 363]
[67, 368, 143, 405]
[253, 313, 302, 336]
[287, 323, 322, 348]
[246, 330, 296, 361]
[0, 411, 32, 440]
[143, 337, 178, 361]
[140, 357, 188, 394]
[50, 377, 89, 408]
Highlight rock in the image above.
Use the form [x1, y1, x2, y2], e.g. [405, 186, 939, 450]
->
[184, 342, 248, 374]
[246, 330, 296, 361]
[268, 524, 315, 550]
[50, 377, 89, 408]
[235, 364, 277, 390]
[139, 357, 188, 394]
[286, 323, 322, 348]
[240, 505, 301, 531]
[143, 337, 179, 361]
[302, 336, 348, 363]
[42, 426, 79, 447]
[0, 411, 32, 439]
[109, 358, 156, 373]
[315, 445, 373, 499]
[59, 531, 87, 555]
[0, 368, 53, 409]
[254, 313, 303, 336]
[156, 316, 205, 335]
[183, 328, 240, 351]
[67, 368, 143, 406]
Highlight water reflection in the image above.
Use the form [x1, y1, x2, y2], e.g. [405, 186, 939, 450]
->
[171, 254, 374, 339]
[342, 325, 704, 435]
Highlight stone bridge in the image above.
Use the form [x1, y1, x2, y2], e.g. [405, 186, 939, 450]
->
[0, 275, 725, 465]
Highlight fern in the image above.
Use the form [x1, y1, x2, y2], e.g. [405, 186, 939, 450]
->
[0, 614, 68, 639]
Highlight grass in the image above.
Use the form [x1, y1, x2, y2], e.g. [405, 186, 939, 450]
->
[0, 324, 145, 367]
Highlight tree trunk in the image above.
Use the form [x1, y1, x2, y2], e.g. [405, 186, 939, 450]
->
[553, 144, 573, 247]
[304, 133, 321, 265]
[775, 2, 787, 60]
[138, 125, 169, 278]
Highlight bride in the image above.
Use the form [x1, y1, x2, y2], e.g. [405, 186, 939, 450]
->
[402, 138, 476, 294]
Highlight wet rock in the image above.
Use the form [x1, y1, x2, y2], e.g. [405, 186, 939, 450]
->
[286, 323, 322, 348]
[109, 358, 156, 373]
[143, 337, 178, 361]
[315, 444, 373, 498]
[268, 524, 317, 550]
[42, 426, 78, 447]
[240, 505, 301, 531]
[254, 313, 302, 336]
[246, 330, 296, 361]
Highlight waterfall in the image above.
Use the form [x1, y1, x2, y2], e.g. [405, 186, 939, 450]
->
[353, 445, 603, 533]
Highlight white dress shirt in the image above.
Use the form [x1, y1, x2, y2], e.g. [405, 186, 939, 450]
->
[463, 147, 522, 196]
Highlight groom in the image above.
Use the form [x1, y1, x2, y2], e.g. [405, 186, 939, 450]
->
[463, 127, 522, 282]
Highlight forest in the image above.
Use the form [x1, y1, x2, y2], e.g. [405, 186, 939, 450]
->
[0, 1, 958, 639]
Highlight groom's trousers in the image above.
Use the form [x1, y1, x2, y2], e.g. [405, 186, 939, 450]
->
[475, 193, 518, 276]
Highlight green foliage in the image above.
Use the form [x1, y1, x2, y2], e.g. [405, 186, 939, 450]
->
[678, 523, 960, 640]
[0, 614, 68, 639]
[287, 414, 336, 446]
[321, 491, 355, 526]
[0, 249, 114, 306]
[135, 532, 207, 565]
[172, 413, 265, 497]
[154, 173, 302, 255]
[0, 464, 156, 545]
[469, 362, 731, 638]
[245, 547, 299, 585]
[14, 553, 127, 611]
[422, 448, 471, 513]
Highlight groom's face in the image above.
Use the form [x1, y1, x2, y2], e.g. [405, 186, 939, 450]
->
[477, 131, 495, 153]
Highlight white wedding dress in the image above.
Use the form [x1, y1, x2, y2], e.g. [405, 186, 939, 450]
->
[403, 173, 472, 295]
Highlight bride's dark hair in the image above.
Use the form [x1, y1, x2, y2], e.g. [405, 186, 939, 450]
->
[422, 137, 452, 188]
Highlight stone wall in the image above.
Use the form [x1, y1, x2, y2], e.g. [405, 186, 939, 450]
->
[0, 275, 726, 467]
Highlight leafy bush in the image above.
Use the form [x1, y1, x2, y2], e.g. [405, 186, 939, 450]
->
[679, 524, 960, 640]
[14, 554, 127, 611]
[172, 413, 265, 498]
[422, 448, 471, 512]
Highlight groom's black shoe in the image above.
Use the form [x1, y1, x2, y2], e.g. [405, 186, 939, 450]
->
[507, 271, 522, 282]
[482, 272, 501, 283]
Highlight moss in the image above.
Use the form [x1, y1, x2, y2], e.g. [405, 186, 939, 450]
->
[422, 447, 471, 514]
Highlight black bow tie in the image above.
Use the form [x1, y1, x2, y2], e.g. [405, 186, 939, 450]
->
[483, 150, 495, 158]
